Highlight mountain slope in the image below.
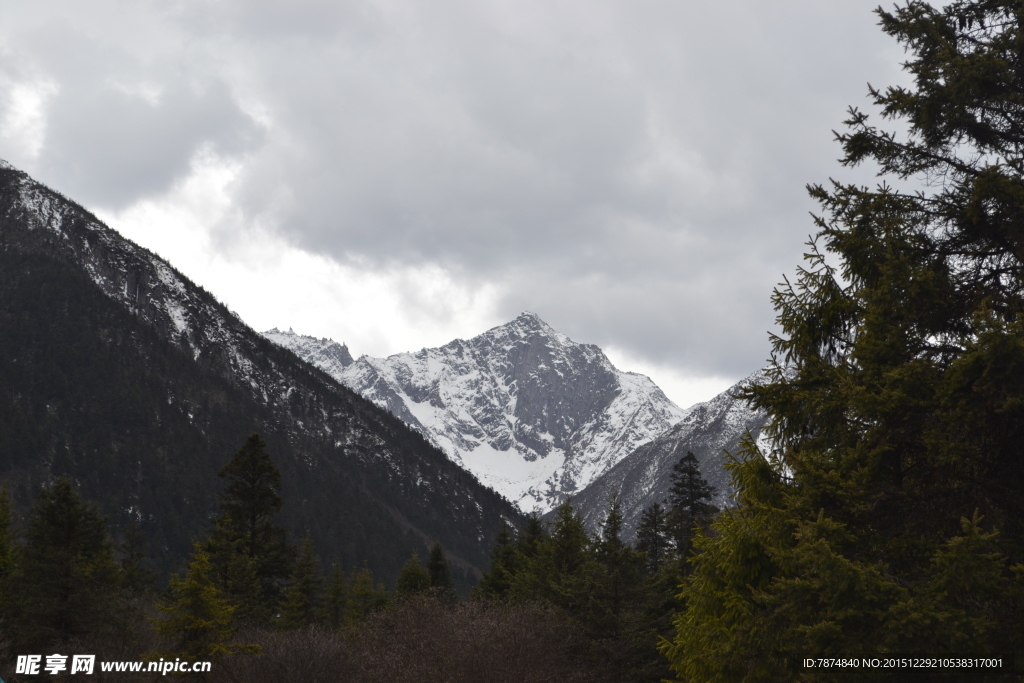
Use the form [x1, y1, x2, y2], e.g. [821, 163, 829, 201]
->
[563, 372, 768, 540]
[0, 160, 521, 585]
[266, 315, 688, 512]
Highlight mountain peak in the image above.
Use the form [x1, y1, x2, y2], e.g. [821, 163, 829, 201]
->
[272, 316, 687, 512]
[513, 310, 546, 326]
[264, 329, 353, 370]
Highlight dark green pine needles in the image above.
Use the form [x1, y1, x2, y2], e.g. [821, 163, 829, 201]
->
[662, 1, 1024, 680]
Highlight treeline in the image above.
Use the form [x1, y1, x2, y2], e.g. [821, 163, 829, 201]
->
[0, 435, 717, 682]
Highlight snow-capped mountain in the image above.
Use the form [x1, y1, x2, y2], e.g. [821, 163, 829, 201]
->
[264, 328, 355, 377]
[563, 371, 768, 540]
[0, 159, 520, 580]
[265, 314, 689, 511]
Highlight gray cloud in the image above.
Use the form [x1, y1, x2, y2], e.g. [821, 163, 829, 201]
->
[1, 0, 906, 379]
[2, 13, 262, 208]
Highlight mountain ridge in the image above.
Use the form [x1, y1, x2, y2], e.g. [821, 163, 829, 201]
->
[266, 312, 689, 512]
[0, 160, 521, 584]
[563, 371, 768, 540]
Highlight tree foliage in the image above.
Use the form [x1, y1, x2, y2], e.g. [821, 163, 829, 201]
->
[395, 552, 432, 598]
[206, 434, 293, 622]
[152, 543, 257, 660]
[663, 1, 1024, 679]
[427, 542, 456, 600]
[279, 534, 324, 629]
[7, 476, 121, 652]
[666, 450, 718, 561]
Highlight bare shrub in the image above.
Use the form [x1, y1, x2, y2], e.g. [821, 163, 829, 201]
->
[209, 598, 616, 683]
[349, 597, 617, 683]
[218, 626, 361, 683]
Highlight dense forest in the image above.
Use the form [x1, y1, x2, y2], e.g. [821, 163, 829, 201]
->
[0, 436, 716, 682]
[4, 0, 1024, 680]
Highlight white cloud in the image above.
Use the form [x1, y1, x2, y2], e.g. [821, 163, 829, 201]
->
[0, 77, 58, 166]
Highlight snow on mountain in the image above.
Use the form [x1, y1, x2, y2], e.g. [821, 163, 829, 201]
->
[265, 313, 688, 511]
[264, 328, 355, 378]
[0, 159, 523, 578]
[563, 371, 769, 540]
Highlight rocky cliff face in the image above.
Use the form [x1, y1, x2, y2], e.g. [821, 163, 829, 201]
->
[562, 372, 769, 540]
[267, 313, 688, 511]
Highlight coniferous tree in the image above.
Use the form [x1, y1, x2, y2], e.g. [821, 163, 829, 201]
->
[663, 1, 1024, 678]
[153, 543, 257, 659]
[207, 434, 293, 618]
[205, 515, 268, 625]
[324, 564, 348, 630]
[512, 500, 592, 613]
[279, 534, 323, 629]
[427, 541, 456, 600]
[9, 476, 121, 651]
[119, 521, 156, 596]
[635, 502, 670, 574]
[473, 525, 518, 600]
[347, 565, 389, 623]
[515, 514, 546, 564]
[666, 450, 717, 561]
[396, 552, 432, 598]
[587, 495, 642, 643]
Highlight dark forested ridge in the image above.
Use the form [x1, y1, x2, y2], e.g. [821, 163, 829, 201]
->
[0, 162, 522, 586]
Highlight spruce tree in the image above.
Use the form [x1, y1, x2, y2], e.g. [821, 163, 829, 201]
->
[514, 514, 546, 563]
[9, 476, 121, 651]
[663, 1, 1024, 678]
[152, 543, 257, 659]
[324, 564, 348, 630]
[119, 521, 156, 596]
[666, 450, 717, 560]
[512, 500, 592, 613]
[208, 434, 293, 617]
[427, 541, 456, 600]
[473, 525, 518, 600]
[588, 495, 642, 643]
[279, 534, 323, 629]
[346, 565, 389, 623]
[396, 552, 432, 598]
[635, 502, 670, 573]
[205, 515, 268, 624]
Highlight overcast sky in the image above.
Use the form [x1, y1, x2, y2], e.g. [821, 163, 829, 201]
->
[0, 0, 906, 408]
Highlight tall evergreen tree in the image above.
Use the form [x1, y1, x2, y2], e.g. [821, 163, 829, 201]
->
[324, 564, 348, 630]
[472, 525, 517, 600]
[346, 565, 389, 623]
[587, 495, 642, 643]
[512, 500, 592, 613]
[635, 502, 670, 574]
[119, 521, 156, 596]
[515, 514, 547, 563]
[396, 552, 432, 598]
[9, 477, 121, 651]
[153, 543, 256, 659]
[207, 434, 293, 616]
[427, 541, 456, 600]
[663, 1, 1024, 678]
[278, 534, 323, 629]
[666, 450, 717, 560]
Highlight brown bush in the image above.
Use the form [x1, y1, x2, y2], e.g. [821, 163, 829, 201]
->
[349, 597, 616, 683]
[217, 598, 617, 683]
